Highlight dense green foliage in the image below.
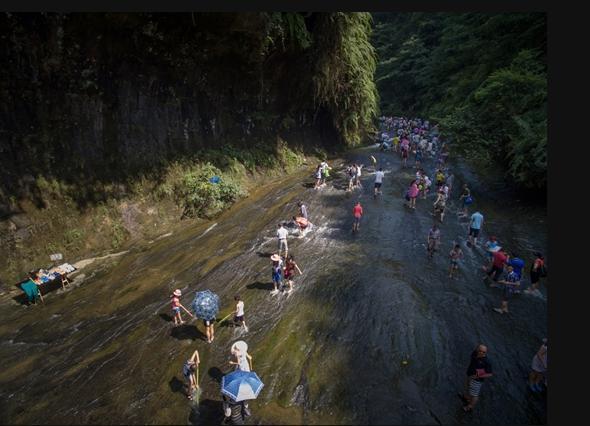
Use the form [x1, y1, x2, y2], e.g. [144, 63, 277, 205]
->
[173, 163, 245, 219]
[373, 13, 546, 190]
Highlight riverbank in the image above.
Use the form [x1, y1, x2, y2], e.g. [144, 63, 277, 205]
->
[0, 142, 323, 288]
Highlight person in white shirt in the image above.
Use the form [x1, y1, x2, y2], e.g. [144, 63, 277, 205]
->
[355, 164, 363, 188]
[276, 223, 288, 258]
[230, 341, 253, 372]
[233, 295, 248, 332]
[374, 167, 385, 196]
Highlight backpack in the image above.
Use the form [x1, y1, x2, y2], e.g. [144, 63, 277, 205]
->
[464, 195, 474, 205]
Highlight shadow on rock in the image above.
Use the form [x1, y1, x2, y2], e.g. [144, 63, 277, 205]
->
[159, 313, 173, 323]
[169, 376, 185, 394]
[189, 398, 225, 425]
[246, 281, 274, 291]
[255, 251, 274, 258]
[170, 324, 206, 341]
[208, 366, 225, 383]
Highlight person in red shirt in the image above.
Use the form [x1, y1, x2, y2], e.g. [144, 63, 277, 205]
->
[482, 248, 508, 284]
[352, 201, 363, 232]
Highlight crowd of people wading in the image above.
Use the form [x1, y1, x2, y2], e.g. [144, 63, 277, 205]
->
[168, 115, 547, 423]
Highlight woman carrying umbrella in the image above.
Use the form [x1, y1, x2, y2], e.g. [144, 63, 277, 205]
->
[191, 290, 220, 344]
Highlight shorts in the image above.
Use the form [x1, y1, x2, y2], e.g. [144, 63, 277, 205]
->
[530, 271, 540, 284]
[487, 265, 503, 281]
[354, 215, 361, 225]
[468, 378, 483, 397]
[234, 315, 244, 323]
[469, 228, 480, 238]
[531, 356, 547, 373]
[272, 272, 282, 283]
[450, 259, 459, 268]
[402, 150, 408, 158]
[203, 319, 214, 327]
[375, 182, 382, 189]
[501, 286, 513, 301]
[172, 307, 181, 314]
[278, 239, 288, 252]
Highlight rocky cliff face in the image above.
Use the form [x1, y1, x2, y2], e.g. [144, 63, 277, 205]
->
[1, 13, 364, 201]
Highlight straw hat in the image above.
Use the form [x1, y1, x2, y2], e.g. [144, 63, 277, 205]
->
[270, 254, 281, 262]
[173, 289, 182, 297]
[231, 340, 248, 354]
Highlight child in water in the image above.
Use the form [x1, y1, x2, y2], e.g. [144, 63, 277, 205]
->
[170, 289, 194, 326]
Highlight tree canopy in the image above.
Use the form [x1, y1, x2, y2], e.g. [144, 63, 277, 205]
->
[373, 13, 546, 190]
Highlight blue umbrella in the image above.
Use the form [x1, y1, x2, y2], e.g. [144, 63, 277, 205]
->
[221, 370, 264, 402]
[191, 290, 220, 321]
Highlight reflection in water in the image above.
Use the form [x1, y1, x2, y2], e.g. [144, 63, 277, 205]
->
[0, 148, 546, 425]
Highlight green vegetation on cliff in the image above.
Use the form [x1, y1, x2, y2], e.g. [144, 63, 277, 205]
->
[373, 13, 546, 190]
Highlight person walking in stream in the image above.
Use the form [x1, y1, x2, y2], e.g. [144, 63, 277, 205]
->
[528, 338, 548, 392]
[230, 341, 253, 372]
[448, 244, 464, 279]
[427, 224, 441, 258]
[170, 289, 194, 326]
[233, 295, 248, 332]
[283, 254, 303, 293]
[459, 184, 473, 216]
[468, 210, 484, 247]
[298, 201, 308, 220]
[493, 264, 521, 314]
[352, 201, 363, 233]
[183, 349, 200, 400]
[374, 167, 385, 197]
[406, 180, 419, 209]
[276, 223, 289, 259]
[204, 317, 215, 343]
[459, 344, 493, 412]
[525, 252, 546, 294]
[270, 254, 283, 295]
[314, 164, 323, 189]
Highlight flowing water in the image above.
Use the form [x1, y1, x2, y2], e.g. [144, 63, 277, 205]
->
[0, 146, 547, 425]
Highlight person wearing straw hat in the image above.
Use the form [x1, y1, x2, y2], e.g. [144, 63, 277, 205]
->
[183, 349, 200, 400]
[270, 254, 283, 295]
[229, 340, 253, 372]
[170, 289, 193, 326]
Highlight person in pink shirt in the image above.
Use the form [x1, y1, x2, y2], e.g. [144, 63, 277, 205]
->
[400, 138, 410, 167]
[170, 289, 194, 326]
[352, 201, 363, 232]
[407, 180, 419, 209]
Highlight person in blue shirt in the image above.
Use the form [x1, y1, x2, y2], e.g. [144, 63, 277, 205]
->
[468, 211, 484, 246]
[493, 265, 520, 314]
[483, 236, 500, 267]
